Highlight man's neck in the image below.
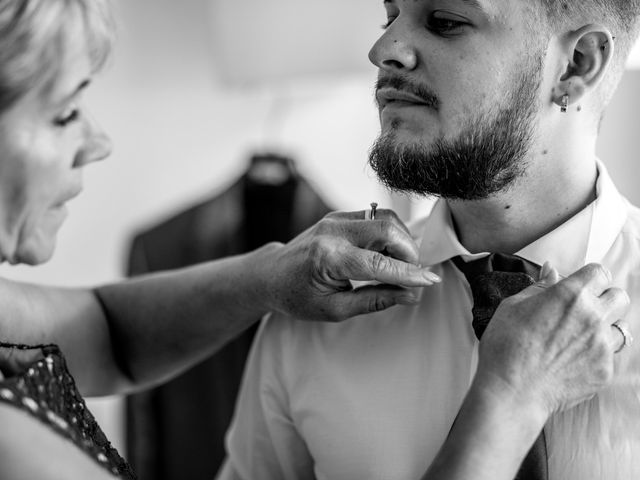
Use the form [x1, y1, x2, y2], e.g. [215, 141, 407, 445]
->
[446, 151, 598, 254]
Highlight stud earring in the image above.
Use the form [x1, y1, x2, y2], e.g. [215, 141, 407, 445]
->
[560, 94, 569, 113]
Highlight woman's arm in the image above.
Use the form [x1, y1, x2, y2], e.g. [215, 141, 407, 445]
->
[0, 210, 439, 395]
[423, 376, 546, 480]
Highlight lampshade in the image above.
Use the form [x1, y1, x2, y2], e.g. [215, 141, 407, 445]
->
[207, 0, 383, 86]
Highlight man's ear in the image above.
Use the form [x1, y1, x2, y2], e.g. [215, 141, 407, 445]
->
[553, 24, 614, 109]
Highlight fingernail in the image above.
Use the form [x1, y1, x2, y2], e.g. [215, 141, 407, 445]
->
[422, 270, 441, 283]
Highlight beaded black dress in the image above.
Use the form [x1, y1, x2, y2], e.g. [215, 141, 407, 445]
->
[0, 342, 136, 479]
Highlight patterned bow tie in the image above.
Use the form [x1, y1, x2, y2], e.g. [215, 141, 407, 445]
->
[452, 253, 548, 480]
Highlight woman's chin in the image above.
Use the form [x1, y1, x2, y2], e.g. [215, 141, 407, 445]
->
[9, 211, 68, 266]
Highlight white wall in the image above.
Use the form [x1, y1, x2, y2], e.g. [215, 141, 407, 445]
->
[597, 71, 640, 205]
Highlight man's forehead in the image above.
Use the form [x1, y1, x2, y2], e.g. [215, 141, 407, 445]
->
[382, 0, 496, 13]
[383, 0, 485, 6]
[381, 0, 525, 23]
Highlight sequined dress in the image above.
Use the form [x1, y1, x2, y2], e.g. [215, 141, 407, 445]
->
[0, 342, 136, 479]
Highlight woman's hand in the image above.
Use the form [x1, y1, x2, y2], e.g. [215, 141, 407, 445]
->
[255, 209, 440, 322]
[478, 262, 630, 419]
[423, 263, 631, 480]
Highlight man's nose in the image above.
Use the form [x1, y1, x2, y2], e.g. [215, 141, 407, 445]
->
[368, 24, 418, 73]
[74, 112, 113, 167]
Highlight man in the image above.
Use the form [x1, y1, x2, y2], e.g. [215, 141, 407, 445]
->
[220, 1, 640, 479]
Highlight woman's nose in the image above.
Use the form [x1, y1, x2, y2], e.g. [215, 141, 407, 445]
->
[74, 113, 113, 167]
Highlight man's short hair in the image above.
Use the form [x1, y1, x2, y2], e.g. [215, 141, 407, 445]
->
[538, 1, 640, 55]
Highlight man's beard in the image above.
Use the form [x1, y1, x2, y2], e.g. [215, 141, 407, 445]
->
[368, 60, 543, 201]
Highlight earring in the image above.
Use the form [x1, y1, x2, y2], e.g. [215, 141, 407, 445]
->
[560, 94, 569, 113]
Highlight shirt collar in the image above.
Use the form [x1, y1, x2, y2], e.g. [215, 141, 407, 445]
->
[417, 160, 628, 277]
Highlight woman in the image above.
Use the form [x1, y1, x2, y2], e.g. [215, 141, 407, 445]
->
[0, 1, 626, 479]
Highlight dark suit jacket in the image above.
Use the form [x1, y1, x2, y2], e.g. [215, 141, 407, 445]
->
[126, 173, 331, 480]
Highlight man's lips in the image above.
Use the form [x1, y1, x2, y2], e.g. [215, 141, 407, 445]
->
[376, 88, 433, 109]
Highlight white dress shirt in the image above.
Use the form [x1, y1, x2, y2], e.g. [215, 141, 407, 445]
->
[219, 162, 640, 480]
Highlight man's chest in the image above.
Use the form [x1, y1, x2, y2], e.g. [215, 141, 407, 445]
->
[285, 282, 476, 479]
[285, 269, 640, 480]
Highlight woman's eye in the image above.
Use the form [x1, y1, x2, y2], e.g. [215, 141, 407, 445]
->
[54, 108, 80, 128]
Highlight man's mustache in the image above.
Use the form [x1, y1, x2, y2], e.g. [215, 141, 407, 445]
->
[375, 75, 440, 111]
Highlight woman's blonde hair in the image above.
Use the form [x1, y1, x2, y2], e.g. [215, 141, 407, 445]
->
[0, 0, 115, 112]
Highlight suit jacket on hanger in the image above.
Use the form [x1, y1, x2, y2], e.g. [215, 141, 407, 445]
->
[126, 169, 332, 480]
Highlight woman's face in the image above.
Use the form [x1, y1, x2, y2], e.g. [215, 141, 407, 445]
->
[0, 25, 112, 265]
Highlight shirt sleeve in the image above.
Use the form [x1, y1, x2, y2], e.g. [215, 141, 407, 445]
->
[217, 316, 315, 480]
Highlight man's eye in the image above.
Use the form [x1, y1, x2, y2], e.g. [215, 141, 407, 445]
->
[428, 14, 469, 35]
[54, 108, 80, 128]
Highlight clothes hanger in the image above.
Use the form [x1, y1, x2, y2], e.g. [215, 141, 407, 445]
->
[245, 153, 296, 186]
